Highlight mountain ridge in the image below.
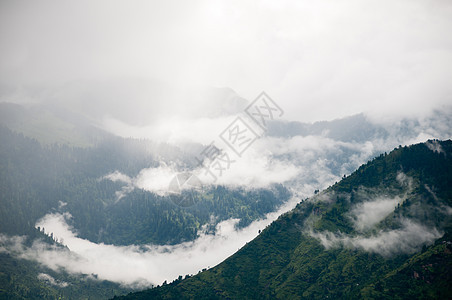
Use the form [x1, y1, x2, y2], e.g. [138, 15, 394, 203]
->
[115, 140, 452, 299]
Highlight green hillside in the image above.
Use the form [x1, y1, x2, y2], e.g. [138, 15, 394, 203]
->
[0, 124, 291, 298]
[115, 140, 452, 299]
[0, 250, 132, 300]
[0, 102, 101, 148]
[0, 125, 289, 245]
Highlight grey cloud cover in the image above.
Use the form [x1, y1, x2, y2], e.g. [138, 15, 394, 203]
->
[1, 0, 451, 122]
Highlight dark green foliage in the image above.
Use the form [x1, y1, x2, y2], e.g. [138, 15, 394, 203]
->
[0, 125, 290, 298]
[361, 240, 452, 299]
[115, 140, 452, 299]
[68, 183, 289, 246]
[0, 125, 290, 245]
[0, 251, 132, 299]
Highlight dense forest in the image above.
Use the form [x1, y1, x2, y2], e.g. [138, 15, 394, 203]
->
[0, 250, 132, 299]
[1, 102, 451, 299]
[115, 140, 452, 299]
[0, 125, 290, 245]
[0, 123, 290, 298]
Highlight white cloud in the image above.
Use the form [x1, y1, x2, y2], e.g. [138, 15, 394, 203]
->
[103, 144, 301, 198]
[349, 196, 402, 231]
[37, 273, 69, 288]
[426, 140, 444, 154]
[102, 171, 135, 200]
[101, 114, 238, 145]
[0, 196, 301, 288]
[101, 125, 440, 201]
[346, 173, 414, 231]
[103, 164, 190, 199]
[310, 219, 442, 257]
[197, 148, 300, 188]
[396, 172, 414, 190]
[103, 171, 133, 185]
[307, 172, 444, 256]
[134, 165, 182, 195]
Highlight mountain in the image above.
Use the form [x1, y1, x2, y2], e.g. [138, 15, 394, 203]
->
[0, 249, 132, 299]
[0, 110, 289, 297]
[1, 101, 451, 298]
[267, 113, 388, 142]
[115, 140, 452, 299]
[0, 81, 249, 127]
[267, 109, 452, 144]
[0, 102, 108, 147]
[0, 123, 289, 245]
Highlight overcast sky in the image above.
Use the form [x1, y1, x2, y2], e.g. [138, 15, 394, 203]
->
[1, 0, 451, 122]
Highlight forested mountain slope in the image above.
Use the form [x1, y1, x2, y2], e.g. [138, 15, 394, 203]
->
[116, 140, 452, 299]
[0, 120, 287, 298]
[0, 124, 289, 246]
